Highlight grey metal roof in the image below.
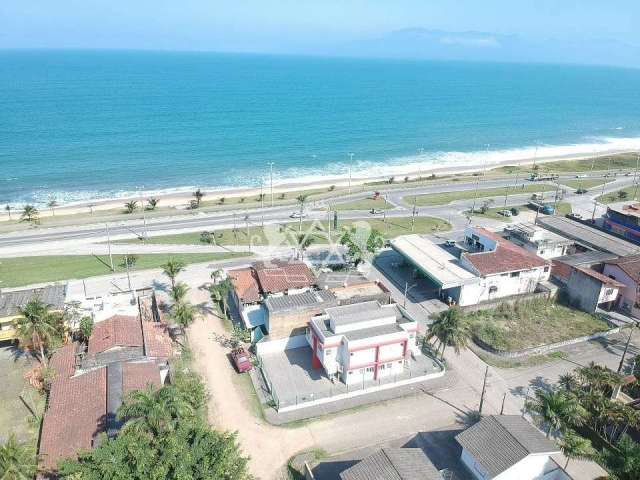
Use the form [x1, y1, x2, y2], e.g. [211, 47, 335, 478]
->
[264, 289, 336, 314]
[554, 250, 619, 267]
[0, 284, 67, 317]
[343, 323, 404, 341]
[316, 270, 370, 290]
[536, 216, 640, 257]
[340, 448, 442, 480]
[326, 301, 389, 326]
[456, 416, 559, 478]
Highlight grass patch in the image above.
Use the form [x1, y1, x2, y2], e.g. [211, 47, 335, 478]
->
[0, 252, 250, 288]
[597, 187, 639, 205]
[561, 178, 612, 190]
[116, 216, 451, 247]
[490, 153, 639, 175]
[553, 201, 573, 216]
[231, 372, 264, 421]
[470, 343, 569, 369]
[469, 298, 611, 352]
[409, 184, 556, 207]
[328, 197, 394, 211]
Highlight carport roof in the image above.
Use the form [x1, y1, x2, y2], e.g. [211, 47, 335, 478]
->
[390, 235, 478, 289]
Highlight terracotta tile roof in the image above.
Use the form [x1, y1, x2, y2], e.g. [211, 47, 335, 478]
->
[88, 315, 143, 355]
[228, 268, 261, 304]
[122, 361, 162, 395]
[141, 321, 173, 359]
[40, 343, 107, 471]
[464, 227, 549, 276]
[253, 260, 316, 294]
[575, 266, 626, 287]
[605, 255, 640, 282]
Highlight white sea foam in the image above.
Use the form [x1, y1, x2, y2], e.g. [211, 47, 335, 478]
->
[12, 135, 640, 208]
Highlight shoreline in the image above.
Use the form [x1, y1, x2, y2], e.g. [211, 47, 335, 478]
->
[3, 147, 638, 220]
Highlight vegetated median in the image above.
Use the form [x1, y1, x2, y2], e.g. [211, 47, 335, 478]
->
[0, 252, 250, 288]
[327, 197, 395, 211]
[464, 201, 572, 221]
[597, 186, 639, 205]
[114, 216, 451, 247]
[467, 297, 611, 354]
[407, 184, 557, 207]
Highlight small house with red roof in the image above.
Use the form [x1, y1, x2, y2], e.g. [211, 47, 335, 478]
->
[603, 255, 640, 318]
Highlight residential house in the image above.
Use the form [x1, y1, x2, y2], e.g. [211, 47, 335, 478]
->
[602, 255, 640, 318]
[264, 289, 338, 339]
[0, 284, 66, 342]
[253, 259, 316, 296]
[565, 267, 624, 313]
[504, 223, 574, 259]
[339, 448, 442, 480]
[306, 301, 419, 385]
[551, 251, 618, 284]
[456, 415, 568, 480]
[38, 313, 173, 475]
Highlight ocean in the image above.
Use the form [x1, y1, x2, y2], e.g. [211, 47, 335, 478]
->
[2, 50, 640, 206]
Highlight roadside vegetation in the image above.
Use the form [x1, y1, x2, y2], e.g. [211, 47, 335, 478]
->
[491, 152, 640, 175]
[0, 252, 250, 288]
[468, 298, 611, 352]
[327, 197, 394, 211]
[598, 187, 639, 205]
[408, 184, 556, 207]
[561, 178, 612, 190]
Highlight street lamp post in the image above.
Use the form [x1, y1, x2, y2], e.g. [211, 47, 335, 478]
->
[348, 153, 354, 194]
[269, 162, 275, 207]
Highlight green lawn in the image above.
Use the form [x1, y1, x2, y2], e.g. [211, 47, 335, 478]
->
[116, 216, 451, 247]
[490, 152, 639, 175]
[408, 184, 557, 207]
[0, 252, 250, 288]
[469, 298, 611, 352]
[328, 197, 394, 211]
[597, 187, 639, 205]
[560, 178, 612, 190]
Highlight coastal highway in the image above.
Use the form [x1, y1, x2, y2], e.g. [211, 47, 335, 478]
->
[0, 175, 632, 250]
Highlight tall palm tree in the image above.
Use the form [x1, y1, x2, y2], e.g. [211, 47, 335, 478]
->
[171, 300, 198, 328]
[296, 233, 314, 259]
[20, 205, 39, 224]
[526, 388, 587, 437]
[0, 433, 37, 480]
[426, 307, 472, 359]
[560, 429, 596, 469]
[209, 278, 233, 318]
[162, 259, 185, 289]
[170, 282, 190, 304]
[296, 194, 308, 231]
[146, 197, 159, 210]
[118, 385, 194, 436]
[47, 199, 58, 216]
[15, 298, 60, 368]
[193, 189, 205, 207]
[124, 200, 138, 214]
[4, 204, 12, 220]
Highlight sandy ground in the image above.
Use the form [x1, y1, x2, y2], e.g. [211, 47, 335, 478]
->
[3, 148, 632, 221]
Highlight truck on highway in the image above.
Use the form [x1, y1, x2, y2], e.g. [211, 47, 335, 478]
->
[528, 173, 559, 182]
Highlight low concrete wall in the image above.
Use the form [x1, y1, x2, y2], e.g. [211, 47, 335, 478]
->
[255, 334, 307, 356]
[473, 326, 620, 358]
[460, 289, 553, 314]
[304, 462, 316, 480]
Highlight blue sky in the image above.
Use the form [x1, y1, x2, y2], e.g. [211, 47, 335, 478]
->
[1, 1, 638, 59]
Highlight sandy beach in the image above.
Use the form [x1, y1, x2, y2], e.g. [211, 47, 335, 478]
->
[2, 148, 637, 221]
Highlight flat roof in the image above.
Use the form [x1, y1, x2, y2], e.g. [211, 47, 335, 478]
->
[325, 301, 390, 326]
[390, 235, 478, 289]
[265, 289, 336, 313]
[607, 201, 640, 218]
[536, 216, 640, 257]
[508, 222, 574, 245]
[553, 250, 619, 267]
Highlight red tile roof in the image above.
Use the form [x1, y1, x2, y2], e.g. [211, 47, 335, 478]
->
[141, 321, 173, 359]
[253, 260, 316, 294]
[228, 268, 261, 304]
[88, 315, 143, 355]
[605, 255, 640, 283]
[122, 361, 162, 395]
[40, 343, 107, 471]
[575, 266, 625, 287]
[463, 227, 549, 276]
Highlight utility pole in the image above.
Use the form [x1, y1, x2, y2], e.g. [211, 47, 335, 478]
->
[139, 185, 147, 241]
[269, 162, 275, 207]
[478, 365, 489, 415]
[411, 196, 417, 232]
[617, 322, 637, 374]
[404, 281, 409, 308]
[553, 177, 561, 213]
[633, 153, 640, 201]
[348, 153, 354, 194]
[500, 392, 507, 415]
[260, 181, 264, 210]
[105, 223, 114, 271]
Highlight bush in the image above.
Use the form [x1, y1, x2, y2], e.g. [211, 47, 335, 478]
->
[388, 176, 395, 184]
[328, 185, 335, 191]
[404, 176, 409, 183]
[510, 207, 520, 216]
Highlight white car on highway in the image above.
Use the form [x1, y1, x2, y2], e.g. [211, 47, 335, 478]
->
[290, 211, 307, 219]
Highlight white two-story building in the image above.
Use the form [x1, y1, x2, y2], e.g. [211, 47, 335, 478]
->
[306, 301, 420, 385]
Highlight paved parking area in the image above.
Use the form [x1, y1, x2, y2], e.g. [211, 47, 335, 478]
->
[260, 346, 443, 409]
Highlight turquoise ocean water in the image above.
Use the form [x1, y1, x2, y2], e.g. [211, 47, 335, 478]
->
[2, 50, 640, 206]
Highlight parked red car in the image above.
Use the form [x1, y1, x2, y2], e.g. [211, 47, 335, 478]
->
[231, 347, 252, 373]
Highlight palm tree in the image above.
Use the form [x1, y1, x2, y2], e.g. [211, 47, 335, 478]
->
[162, 259, 185, 289]
[4, 204, 12, 220]
[171, 300, 198, 328]
[124, 200, 138, 214]
[20, 205, 39, 224]
[209, 277, 233, 318]
[147, 197, 159, 210]
[426, 307, 472, 359]
[0, 433, 37, 480]
[526, 388, 587, 437]
[15, 298, 59, 368]
[47, 198, 58, 216]
[193, 189, 205, 207]
[560, 429, 596, 470]
[296, 233, 314, 259]
[296, 194, 308, 231]
[558, 373, 580, 393]
[118, 385, 194, 436]
[170, 282, 190, 304]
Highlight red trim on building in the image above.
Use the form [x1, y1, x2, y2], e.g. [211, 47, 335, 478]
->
[311, 334, 322, 369]
[348, 354, 406, 371]
[348, 336, 407, 353]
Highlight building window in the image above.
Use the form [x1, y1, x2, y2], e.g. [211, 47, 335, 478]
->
[539, 250, 545, 255]
[366, 367, 374, 373]
[350, 352, 354, 356]
[380, 364, 385, 370]
[544, 266, 550, 272]
[359, 368, 364, 374]
[605, 288, 614, 296]
[348, 371, 353, 375]
[510, 271, 519, 278]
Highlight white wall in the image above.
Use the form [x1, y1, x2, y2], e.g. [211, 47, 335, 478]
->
[494, 453, 558, 480]
[460, 448, 490, 480]
[603, 264, 640, 318]
[459, 266, 549, 305]
[256, 334, 308, 356]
